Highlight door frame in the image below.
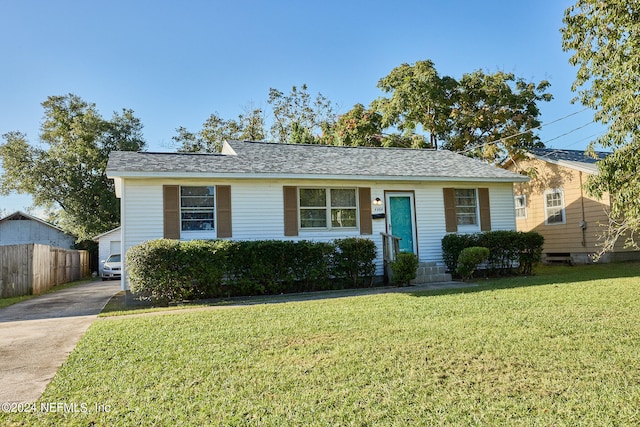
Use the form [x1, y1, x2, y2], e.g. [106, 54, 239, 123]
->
[384, 190, 418, 255]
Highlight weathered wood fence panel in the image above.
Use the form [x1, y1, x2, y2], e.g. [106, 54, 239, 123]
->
[0, 244, 31, 297]
[0, 244, 90, 298]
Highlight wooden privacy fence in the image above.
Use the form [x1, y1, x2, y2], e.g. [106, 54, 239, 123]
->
[0, 244, 90, 298]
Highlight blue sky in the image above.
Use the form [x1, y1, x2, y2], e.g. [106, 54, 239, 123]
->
[0, 0, 600, 215]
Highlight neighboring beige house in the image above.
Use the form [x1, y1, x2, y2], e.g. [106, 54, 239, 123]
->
[505, 148, 639, 264]
[107, 140, 528, 290]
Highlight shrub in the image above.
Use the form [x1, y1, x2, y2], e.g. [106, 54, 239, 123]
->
[514, 231, 544, 275]
[127, 239, 228, 305]
[224, 240, 295, 295]
[126, 238, 377, 303]
[442, 233, 475, 273]
[333, 238, 377, 288]
[456, 246, 490, 280]
[442, 230, 544, 277]
[223, 240, 336, 295]
[389, 252, 419, 286]
[289, 240, 336, 292]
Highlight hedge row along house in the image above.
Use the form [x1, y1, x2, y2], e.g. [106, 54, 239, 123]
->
[106, 140, 528, 290]
[505, 148, 640, 264]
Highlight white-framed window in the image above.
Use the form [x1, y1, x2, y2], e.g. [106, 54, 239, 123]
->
[181, 186, 215, 231]
[544, 189, 565, 225]
[299, 188, 357, 229]
[515, 195, 527, 219]
[454, 188, 478, 226]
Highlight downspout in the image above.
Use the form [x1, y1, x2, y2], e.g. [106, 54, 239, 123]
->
[579, 171, 587, 247]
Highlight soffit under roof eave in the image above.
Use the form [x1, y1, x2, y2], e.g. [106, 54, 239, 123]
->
[528, 153, 600, 174]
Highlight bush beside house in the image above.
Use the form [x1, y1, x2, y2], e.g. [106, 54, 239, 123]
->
[389, 252, 419, 286]
[442, 231, 544, 277]
[127, 238, 377, 304]
[456, 247, 490, 281]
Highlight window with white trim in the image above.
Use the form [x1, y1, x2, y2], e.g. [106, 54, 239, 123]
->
[454, 189, 478, 226]
[181, 186, 215, 231]
[544, 189, 565, 225]
[515, 195, 527, 219]
[299, 188, 357, 229]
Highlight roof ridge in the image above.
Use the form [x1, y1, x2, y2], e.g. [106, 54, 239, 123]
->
[131, 151, 226, 156]
[229, 139, 439, 152]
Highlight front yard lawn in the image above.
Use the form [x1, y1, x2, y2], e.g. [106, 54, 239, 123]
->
[3, 263, 640, 426]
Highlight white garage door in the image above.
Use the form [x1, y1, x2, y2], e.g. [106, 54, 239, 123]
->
[110, 240, 121, 256]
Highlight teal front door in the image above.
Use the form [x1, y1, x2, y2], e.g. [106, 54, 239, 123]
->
[387, 193, 416, 254]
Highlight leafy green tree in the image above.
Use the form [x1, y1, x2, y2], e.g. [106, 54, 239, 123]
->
[442, 70, 552, 162]
[238, 107, 267, 141]
[373, 59, 552, 161]
[267, 84, 337, 143]
[562, 0, 640, 255]
[381, 133, 428, 149]
[333, 104, 384, 146]
[173, 108, 266, 153]
[0, 94, 146, 240]
[373, 59, 457, 149]
[329, 103, 426, 148]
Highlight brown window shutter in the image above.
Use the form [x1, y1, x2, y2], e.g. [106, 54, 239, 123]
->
[283, 186, 298, 236]
[163, 185, 180, 239]
[358, 187, 372, 235]
[478, 187, 491, 231]
[443, 188, 457, 232]
[216, 185, 232, 238]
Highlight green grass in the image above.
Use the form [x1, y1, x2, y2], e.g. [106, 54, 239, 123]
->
[0, 294, 33, 309]
[0, 276, 99, 309]
[3, 263, 640, 426]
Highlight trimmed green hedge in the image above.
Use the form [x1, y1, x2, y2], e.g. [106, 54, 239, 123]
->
[442, 231, 544, 277]
[127, 238, 377, 304]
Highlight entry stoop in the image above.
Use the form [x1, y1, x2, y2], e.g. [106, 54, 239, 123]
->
[411, 262, 452, 284]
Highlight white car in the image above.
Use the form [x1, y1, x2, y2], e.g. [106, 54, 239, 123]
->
[101, 254, 121, 281]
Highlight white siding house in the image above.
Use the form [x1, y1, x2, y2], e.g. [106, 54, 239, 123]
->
[94, 227, 122, 275]
[107, 140, 528, 290]
[0, 211, 76, 248]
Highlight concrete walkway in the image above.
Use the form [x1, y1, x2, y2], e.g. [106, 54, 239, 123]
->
[0, 279, 120, 404]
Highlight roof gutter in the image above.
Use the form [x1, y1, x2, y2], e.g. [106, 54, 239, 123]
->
[106, 171, 529, 183]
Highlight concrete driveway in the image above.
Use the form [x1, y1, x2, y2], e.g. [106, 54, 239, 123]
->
[0, 279, 120, 404]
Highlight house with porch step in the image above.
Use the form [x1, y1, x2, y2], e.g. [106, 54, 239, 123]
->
[505, 147, 640, 264]
[106, 140, 528, 290]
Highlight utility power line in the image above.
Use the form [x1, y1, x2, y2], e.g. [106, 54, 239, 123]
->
[457, 107, 592, 154]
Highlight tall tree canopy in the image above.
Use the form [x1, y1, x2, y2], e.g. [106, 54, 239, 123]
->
[0, 94, 146, 240]
[173, 108, 265, 153]
[442, 70, 552, 162]
[562, 0, 640, 255]
[373, 59, 456, 149]
[372, 59, 552, 162]
[267, 84, 337, 144]
[174, 67, 549, 160]
[330, 103, 425, 148]
[173, 84, 336, 151]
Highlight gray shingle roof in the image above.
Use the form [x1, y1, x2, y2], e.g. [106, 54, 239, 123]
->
[528, 148, 609, 164]
[527, 147, 609, 174]
[107, 140, 528, 182]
